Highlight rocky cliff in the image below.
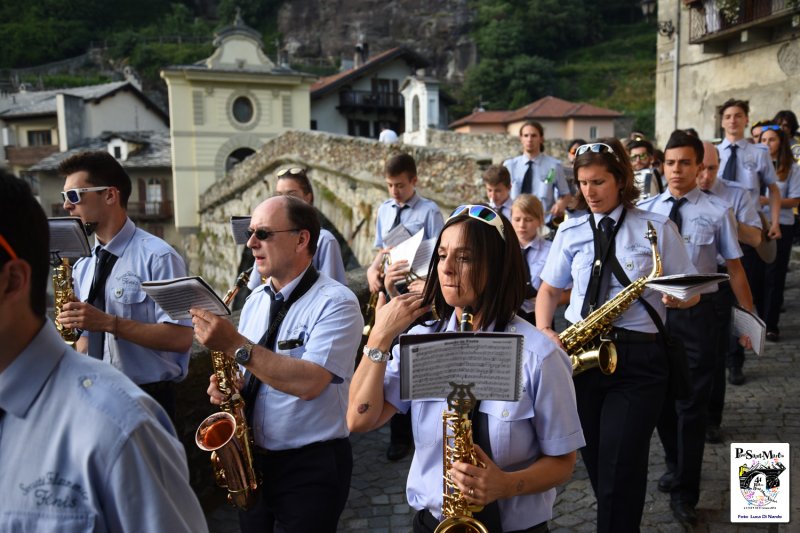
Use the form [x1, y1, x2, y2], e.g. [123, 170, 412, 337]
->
[277, 0, 476, 82]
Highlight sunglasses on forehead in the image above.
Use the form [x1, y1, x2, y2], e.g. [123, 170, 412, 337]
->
[447, 204, 505, 241]
[0, 233, 18, 261]
[575, 143, 621, 162]
[276, 167, 306, 178]
[245, 227, 299, 241]
[61, 187, 109, 204]
[760, 124, 782, 132]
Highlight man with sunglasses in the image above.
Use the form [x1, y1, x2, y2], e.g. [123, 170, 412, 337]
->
[55, 151, 192, 421]
[192, 195, 362, 533]
[626, 138, 665, 199]
[0, 170, 208, 532]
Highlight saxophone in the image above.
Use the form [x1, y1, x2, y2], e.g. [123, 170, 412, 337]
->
[195, 267, 259, 510]
[53, 256, 81, 345]
[363, 253, 390, 336]
[559, 221, 662, 376]
[435, 307, 490, 533]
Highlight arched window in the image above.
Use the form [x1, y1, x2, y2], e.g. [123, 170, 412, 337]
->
[225, 147, 256, 173]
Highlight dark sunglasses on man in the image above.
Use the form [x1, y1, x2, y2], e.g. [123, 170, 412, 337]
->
[245, 228, 300, 241]
[61, 187, 110, 204]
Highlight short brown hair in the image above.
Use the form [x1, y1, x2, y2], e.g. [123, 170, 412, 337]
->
[384, 153, 417, 178]
[482, 165, 511, 188]
[720, 98, 749, 117]
[282, 195, 320, 256]
[58, 151, 132, 207]
[573, 138, 640, 210]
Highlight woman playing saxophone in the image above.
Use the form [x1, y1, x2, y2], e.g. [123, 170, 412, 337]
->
[535, 139, 698, 532]
[348, 205, 585, 533]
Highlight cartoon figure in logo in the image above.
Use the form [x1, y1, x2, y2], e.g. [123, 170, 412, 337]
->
[738, 461, 785, 507]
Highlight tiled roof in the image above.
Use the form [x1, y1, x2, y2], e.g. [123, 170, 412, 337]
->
[449, 96, 622, 128]
[0, 81, 167, 121]
[311, 47, 429, 98]
[448, 110, 514, 128]
[28, 131, 171, 172]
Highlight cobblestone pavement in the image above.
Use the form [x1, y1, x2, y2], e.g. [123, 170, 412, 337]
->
[207, 266, 800, 533]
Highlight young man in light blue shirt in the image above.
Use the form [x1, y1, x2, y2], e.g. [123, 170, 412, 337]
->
[0, 170, 207, 533]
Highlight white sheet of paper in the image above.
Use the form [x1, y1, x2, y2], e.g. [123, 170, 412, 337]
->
[389, 229, 424, 266]
[48, 217, 91, 258]
[731, 305, 766, 356]
[383, 224, 412, 248]
[646, 273, 729, 300]
[230, 216, 251, 245]
[410, 238, 436, 276]
[141, 276, 230, 320]
[399, 332, 523, 402]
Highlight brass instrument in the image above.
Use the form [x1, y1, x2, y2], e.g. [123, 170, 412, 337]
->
[559, 221, 662, 376]
[363, 253, 390, 336]
[196, 267, 259, 510]
[52, 255, 81, 345]
[435, 307, 490, 533]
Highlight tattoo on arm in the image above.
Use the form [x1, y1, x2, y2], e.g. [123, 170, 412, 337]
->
[516, 480, 524, 494]
[357, 402, 370, 415]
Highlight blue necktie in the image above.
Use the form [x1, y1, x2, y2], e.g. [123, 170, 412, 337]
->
[722, 144, 738, 182]
[668, 197, 688, 233]
[521, 161, 534, 194]
[87, 248, 117, 359]
[391, 204, 409, 230]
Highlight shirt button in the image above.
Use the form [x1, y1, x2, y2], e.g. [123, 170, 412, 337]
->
[82, 378, 93, 388]
[509, 326, 516, 332]
[502, 410, 509, 418]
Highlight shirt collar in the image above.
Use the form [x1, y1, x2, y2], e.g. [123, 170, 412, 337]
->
[592, 204, 624, 225]
[521, 235, 544, 251]
[393, 191, 419, 209]
[94, 217, 136, 257]
[661, 186, 702, 205]
[0, 321, 67, 418]
[266, 264, 312, 301]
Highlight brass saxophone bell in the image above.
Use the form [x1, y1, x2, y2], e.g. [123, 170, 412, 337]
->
[570, 340, 618, 376]
[435, 515, 491, 533]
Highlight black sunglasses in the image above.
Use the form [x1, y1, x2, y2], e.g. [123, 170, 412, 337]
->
[245, 228, 300, 241]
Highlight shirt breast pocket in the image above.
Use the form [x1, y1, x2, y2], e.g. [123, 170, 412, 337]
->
[480, 398, 535, 465]
[688, 228, 714, 264]
[412, 400, 443, 449]
[573, 255, 595, 297]
[110, 288, 151, 321]
[620, 253, 654, 280]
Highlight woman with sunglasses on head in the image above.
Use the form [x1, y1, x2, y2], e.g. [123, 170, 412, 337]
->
[757, 125, 800, 341]
[348, 205, 585, 533]
[535, 138, 697, 532]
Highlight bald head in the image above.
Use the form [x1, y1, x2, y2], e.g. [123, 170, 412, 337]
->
[697, 141, 720, 191]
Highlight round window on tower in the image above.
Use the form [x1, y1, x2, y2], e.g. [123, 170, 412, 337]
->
[232, 96, 254, 124]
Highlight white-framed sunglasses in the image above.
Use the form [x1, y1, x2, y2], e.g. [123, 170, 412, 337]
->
[61, 187, 109, 204]
[575, 143, 620, 162]
[448, 204, 505, 241]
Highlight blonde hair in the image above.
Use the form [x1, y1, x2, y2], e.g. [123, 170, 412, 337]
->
[512, 194, 544, 224]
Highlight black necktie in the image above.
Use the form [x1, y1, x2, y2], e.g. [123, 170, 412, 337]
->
[521, 247, 536, 298]
[470, 404, 502, 532]
[87, 248, 117, 359]
[242, 289, 285, 415]
[264, 290, 285, 350]
[581, 217, 615, 318]
[667, 197, 688, 233]
[722, 144, 738, 182]
[598, 216, 614, 245]
[390, 204, 409, 231]
[521, 161, 534, 194]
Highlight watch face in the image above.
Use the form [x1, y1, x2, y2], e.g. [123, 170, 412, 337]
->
[235, 346, 251, 364]
[368, 348, 387, 362]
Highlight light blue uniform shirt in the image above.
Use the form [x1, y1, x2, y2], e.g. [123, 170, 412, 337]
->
[238, 268, 363, 450]
[520, 236, 551, 313]
[374, 192, 444, 248]
[717, 139, 777, 203]
[708, 178, 763, 229]
[541, 205, 697, 332]
[639, 188, 741, 288]
[247, 228, 348, 290]
[383, 314, 585, 531]
[504, 154, 570, 222]
[764, 164, 800, 225]
[0, 322, 207, 533]
[72, 218, 191, 384]
[489, 197, 513, 221]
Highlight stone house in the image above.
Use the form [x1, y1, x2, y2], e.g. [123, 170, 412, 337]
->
[655, 0, 800, 144]
[449, 96, 622, 140]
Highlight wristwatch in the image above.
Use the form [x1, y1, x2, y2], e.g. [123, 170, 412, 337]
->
[363, 345, 391, 363]
[234, 341, 255, 365]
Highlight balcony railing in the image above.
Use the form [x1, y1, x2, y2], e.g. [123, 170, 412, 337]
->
[51, 200, 173, 221]
[339, 90, 404, 110]
[689, 0, 800, 42]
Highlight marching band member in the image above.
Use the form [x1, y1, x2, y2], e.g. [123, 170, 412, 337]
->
[349, 204, 584, 533]
[535, 138, 697, 532]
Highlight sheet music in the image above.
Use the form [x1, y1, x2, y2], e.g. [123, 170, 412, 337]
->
[383, 224, 412, 248]
[141, 276, 230, 320]
[48, 217, 91, 258]
[732, 305, 766, 356]
[411, 238, 436, 275]
[390, 229, 424, 267]
[230, 216, 251, 245]
[399, 332, 523, 401]
[646, 273, 729, 300]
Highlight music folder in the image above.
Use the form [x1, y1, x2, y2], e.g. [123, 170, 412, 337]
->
[141, 276, 230, 321]
[399, 332, 523, 402]
[230, 216, 251, 245]
[48, 217, 91, 258]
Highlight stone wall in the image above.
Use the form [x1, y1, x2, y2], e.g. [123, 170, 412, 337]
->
[184, 130, 492, 294]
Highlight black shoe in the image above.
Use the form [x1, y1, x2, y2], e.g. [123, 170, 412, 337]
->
[728, 367, 746, 385]
[706, 425, 722, 444]
[670, 500, 698, 525]
[766, 330, 779, 342]
[386, 442, 411, 461]
[658, 471, 675, 493]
